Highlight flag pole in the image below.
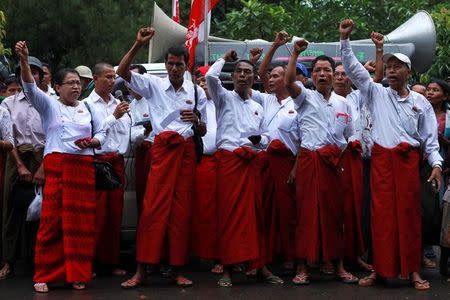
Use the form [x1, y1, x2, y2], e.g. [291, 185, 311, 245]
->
[203, 0, 209, 66]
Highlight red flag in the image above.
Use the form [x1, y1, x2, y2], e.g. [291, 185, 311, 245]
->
[185, 0, 219, 70]
[172, 0, 180, 23]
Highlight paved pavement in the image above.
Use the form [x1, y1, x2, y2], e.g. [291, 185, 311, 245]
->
[1, 262, 449, 300]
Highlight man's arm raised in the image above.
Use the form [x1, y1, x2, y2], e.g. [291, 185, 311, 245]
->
[285, 39, 308, 99]
[259, 31, 290, 92]
[371, 32, 384, 83]
[117, 27, 155, 82]
[205, 49, 237, 106]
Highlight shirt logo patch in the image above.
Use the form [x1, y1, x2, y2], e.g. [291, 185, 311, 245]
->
[336, 112, 350, 123]
[288, 110, 295, 114]
[77, 110, 84, 113]
[143, 113, 149, 117]
[255, 111, 259, 116]
[186, 100, 193, 105]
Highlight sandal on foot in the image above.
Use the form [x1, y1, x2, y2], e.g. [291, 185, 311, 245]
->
[292, 272, 310, 285]
[320, 263, 335, 275]
[121, 277, 143, 289]
[411, 279, 430, 290]
[174, 275, 193, 287]
[337, 271, 359, 284]
[359, 275, 379, 287]
[34, 283, 49, 293]
[218, 277, 232, 287]
[245, 269, 257, 278]
[422, 257, 436, 269]
[72, 282, 86, 290]
[0, 264, 14, 280]
[264, 274, 284, 284]
[211, 264, 224, 274]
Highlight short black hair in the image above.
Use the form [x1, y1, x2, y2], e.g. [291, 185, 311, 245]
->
[93, 62, 114, 76]
[42, 62, 51, 72]
[411, 82, 426, 88]
[54, 68, 79, 85]
[4, 75, 19, 86]
[269, 62, 287, 72]
[311, 55, 336, 72]
[233, 59, 256, 74]
[130, 64, 147, 74]
[165, 46, 189, 65]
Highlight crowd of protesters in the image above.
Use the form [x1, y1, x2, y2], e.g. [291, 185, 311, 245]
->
[0, 19, 449, 293]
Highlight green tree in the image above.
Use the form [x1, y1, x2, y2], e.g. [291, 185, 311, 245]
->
[0, 10, 9, 56]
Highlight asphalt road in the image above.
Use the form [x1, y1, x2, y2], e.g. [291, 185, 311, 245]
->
[1, 261, 449, 300]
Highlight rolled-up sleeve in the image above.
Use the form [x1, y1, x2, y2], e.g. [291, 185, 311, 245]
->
[420, 104, 443, 167]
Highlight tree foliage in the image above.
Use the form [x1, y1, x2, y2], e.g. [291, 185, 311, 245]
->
[0, 10, 9, 56]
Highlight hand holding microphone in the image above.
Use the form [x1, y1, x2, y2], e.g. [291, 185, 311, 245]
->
[114, 90, 130, 119]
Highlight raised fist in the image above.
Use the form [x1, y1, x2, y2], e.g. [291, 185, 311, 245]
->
[15, 41, 29, 60]
[136, 27, 155, 45]
[249, 48, 263, 64]
[363, 60, 376, 73]
[293, 38, 308, 55]
[370, 32, 384, 48]
[273, 31, 290, 47]
[339, 19, 354, 40]
[223, 49, 238, 62]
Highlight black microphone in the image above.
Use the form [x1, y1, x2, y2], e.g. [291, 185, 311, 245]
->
[114, 90, 131, 119]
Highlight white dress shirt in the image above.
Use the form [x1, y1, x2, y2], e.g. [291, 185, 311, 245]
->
[129, 97, 154, 145]
[340, 39, 442, 167]
[22, 81, 106, 157]
[84, 90, 131, 155]
[202, 99, 217, 155]
[205, 58, 265, 151]
[346, 90, 373, 157]
[251, 91, 297, 143]
[270, 110, 300, 155]
[1, 91, 45, 149]
[129, 72, 207, 138]
[294, 82, 353, 150]
[0, 106, 14, 145]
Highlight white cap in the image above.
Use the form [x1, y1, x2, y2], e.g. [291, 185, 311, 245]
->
[75, 65, 93, 79]
[382, 53, 411, 69]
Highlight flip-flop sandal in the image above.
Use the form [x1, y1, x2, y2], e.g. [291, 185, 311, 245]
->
[411, 279, 430, 290]
[320, 264, 335, 275]
[246, 269, 257, 278]
[121, 278, 143, 289]
[211, 265, 224, 274]
[0, 266, 14, 280]
[292, 272, 310, 285]
[218, 277, 232, 287]
[264, 274, 284, 284]
[34, 283, 49, 293]
[358, 275, 381, 287]
[422, 258, 437, 268]
[72, 282, 86, 290]
[337, 271, 359, 284]
[174, 275, 193, 287]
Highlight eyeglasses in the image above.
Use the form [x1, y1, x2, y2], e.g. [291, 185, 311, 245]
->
[61, 80, 82, 86]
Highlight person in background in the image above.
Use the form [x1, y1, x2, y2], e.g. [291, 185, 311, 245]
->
[0, 56, 46, 281]
[41, 63, 57, 99]
[84, 62, 131, 277]
[75, 65, 95, 100]
[411, 82, 427, 96]
[3, 75, 22, 98]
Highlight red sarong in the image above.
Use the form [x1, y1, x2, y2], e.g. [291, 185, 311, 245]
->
[136, 132, 195, 266]
[135, 141, 152, 216]
[295, 145, 344, 263]
[191, 154, 218, 259]
[251, 150, 276, 269]
[267, 140, 296, 261]
[94, 153, 125, 265]
[371, 143, 421, 278]
[341, 141, 365, 258]
[34, 153, 96, 283]
[216, 147, 259, 265]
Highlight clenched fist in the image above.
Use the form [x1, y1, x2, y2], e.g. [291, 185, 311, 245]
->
[15, 41, 29, 60]
[249, 48, 263, 64]
[293, 39, 308, 55]
[273, 31, 290, 47]
[223, 49, 238, 62]
[136, 27, 155, 46]
[339, 19, 354, 40]
[371, 32, 384, 48]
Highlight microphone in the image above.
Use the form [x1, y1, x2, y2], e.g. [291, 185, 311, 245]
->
[114, 90, 131, 119]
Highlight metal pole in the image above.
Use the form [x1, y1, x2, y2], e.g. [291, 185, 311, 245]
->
[203, 0, 209, 66]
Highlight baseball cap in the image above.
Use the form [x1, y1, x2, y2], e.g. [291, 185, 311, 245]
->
[75, 65, 93, 79]
[382, 53, 411, 69]
[15, 56, 44, 79]
[296, 63, 309, 77]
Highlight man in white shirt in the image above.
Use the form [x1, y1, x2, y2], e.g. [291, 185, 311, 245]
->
[340, 19, 442, 290]
[117, 27, 207, 288]
[285, 40, 357, 285]
[84, 62, 131, 277]
[206, 50, 282, 287]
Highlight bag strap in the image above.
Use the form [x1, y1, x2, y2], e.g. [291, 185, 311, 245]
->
[83, 101, 96, 155]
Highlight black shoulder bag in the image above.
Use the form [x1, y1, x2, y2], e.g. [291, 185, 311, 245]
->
[84, 102, 122, 190]
[192, 84, 204, 163]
